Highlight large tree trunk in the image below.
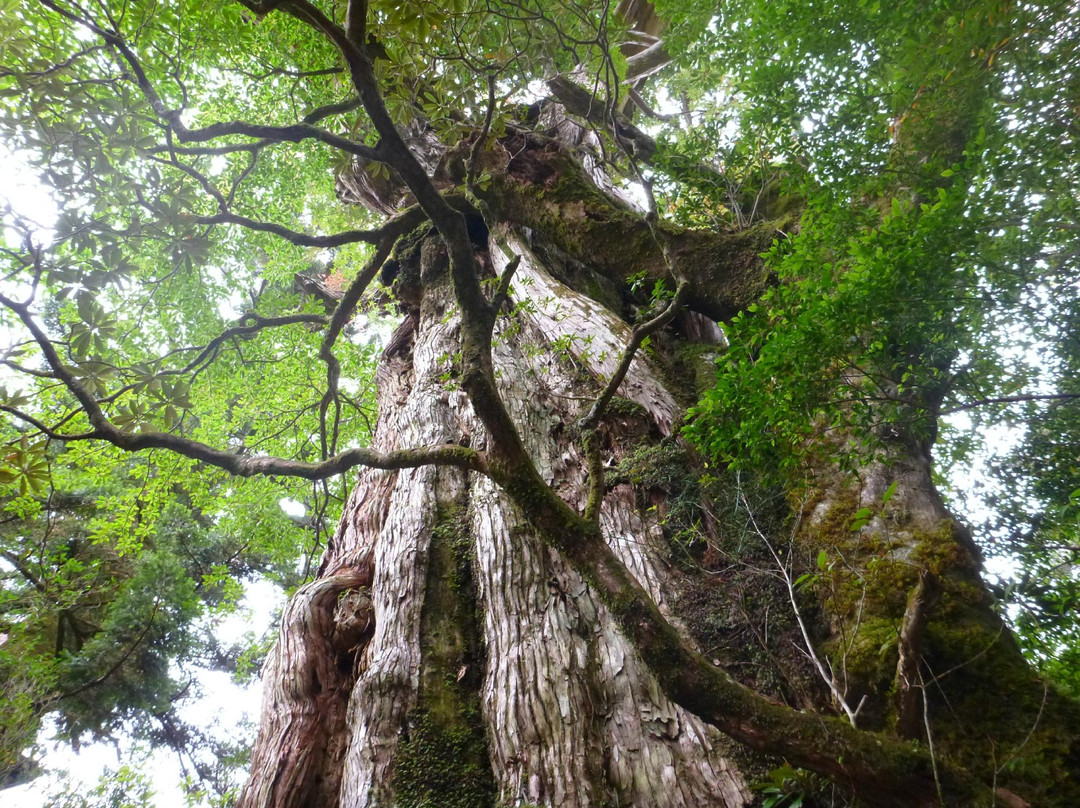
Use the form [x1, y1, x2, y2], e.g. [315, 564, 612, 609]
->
[237, 71, 1080, 806]
[240, 212, 754, 807]
[237, 126, 1080, 806]
[237, 206, 756, 803]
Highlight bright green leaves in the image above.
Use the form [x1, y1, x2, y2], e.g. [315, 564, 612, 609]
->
[0, 3, 390, 781]
[676, 0, 1080, 697]
[70, 291, 117, 358]
[0, 435, 49, 495]
[0, 439, 311, 779]
[688, 179, 979, 479]
[373, 0, 455, 43]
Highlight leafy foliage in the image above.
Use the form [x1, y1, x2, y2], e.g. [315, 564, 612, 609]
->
[0, 444, 307, 792]
[663, 0, 1080, 692]
[0, 0, 620, 795]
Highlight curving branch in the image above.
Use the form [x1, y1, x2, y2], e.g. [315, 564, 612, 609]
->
[0, 292, 487, 481]
[246, 0, 531, 465]
[580, 275, 690, 433]
[316, 232, 395, 459]
[192, 211, 389, 248]
[939, 392, 1080, 415]
[37, 0, 382, 162]
[15, 3, 1001, 803]
[0, 404, 98, 442]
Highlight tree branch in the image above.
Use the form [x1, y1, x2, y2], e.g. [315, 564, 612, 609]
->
[0, 292, 487, 481]
[317, 232, 396, 459]
[38, 0, 382, 161]
[579, 276, 689, 431]
[192, 211, 394, 249]
[483, 454, 971, 807]
[259, 0, 532, 468]
[939, 392, 1080, 415]
[895, 570, 941, 739]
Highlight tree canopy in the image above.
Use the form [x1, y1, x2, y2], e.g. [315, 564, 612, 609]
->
[0, 0, 1079, 805]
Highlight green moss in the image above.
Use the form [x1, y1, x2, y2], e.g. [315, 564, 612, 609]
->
[393, 710, 495, 808]
[392, 223, 435, 266]
[673, 342, 724, 403]
[923, 613, 1080, 805]
[605, 395, 647, 419]
[391, 506, 496, 808]
[382, 224, 439, 304]
[609, 441, 690, 490]
[798, 500, 1080, 803]
[827, 616, 901, 687]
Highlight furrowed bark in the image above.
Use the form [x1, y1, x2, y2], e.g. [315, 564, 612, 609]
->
[241, 239, 754, 807]
[239, 569, 372, 808]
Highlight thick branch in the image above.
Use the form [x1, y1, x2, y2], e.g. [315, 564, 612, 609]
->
[192, 212, 387, 248]
[261, 0, 533, 471]
[488, 458, 976, 807]
[580, 277, 689, 430]
[163, 118, 381, 161]
[546, 76, 733, 192]
[180, 312, 328, 375]
[477, 135, 781, 321]
[547, 75, 662, 161]
[1, 550, 49, 595]
[317, 232, 395, 458]
[344, 0, 366, 45]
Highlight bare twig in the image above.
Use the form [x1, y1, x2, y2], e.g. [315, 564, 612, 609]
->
[740, 486, 866, 727]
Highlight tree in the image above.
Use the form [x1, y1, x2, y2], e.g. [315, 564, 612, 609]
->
[1, 0, 1079, 807]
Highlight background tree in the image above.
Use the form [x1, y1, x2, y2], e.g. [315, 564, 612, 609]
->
[1, 1, 1079, 807]
[0, 441, 312, 798]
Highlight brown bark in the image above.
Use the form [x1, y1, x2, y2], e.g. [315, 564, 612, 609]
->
[231, 5, 1079, 807]
[241, 234, 755, 807]
[239, 569, 372, 808]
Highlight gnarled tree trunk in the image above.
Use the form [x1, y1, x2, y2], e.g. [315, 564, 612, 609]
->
[237, 116, 1080, 806]
[240, 200, 754, 807]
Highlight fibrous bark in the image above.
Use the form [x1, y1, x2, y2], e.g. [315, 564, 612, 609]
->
[242, 226, 753, 807]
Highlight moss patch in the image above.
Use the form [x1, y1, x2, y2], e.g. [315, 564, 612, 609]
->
[391, 507, 496, 808]
[799, 498, 1080, 803]
[393, 710, 495, 808]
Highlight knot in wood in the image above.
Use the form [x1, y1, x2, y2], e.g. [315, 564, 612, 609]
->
[332, 587, 374, 652]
